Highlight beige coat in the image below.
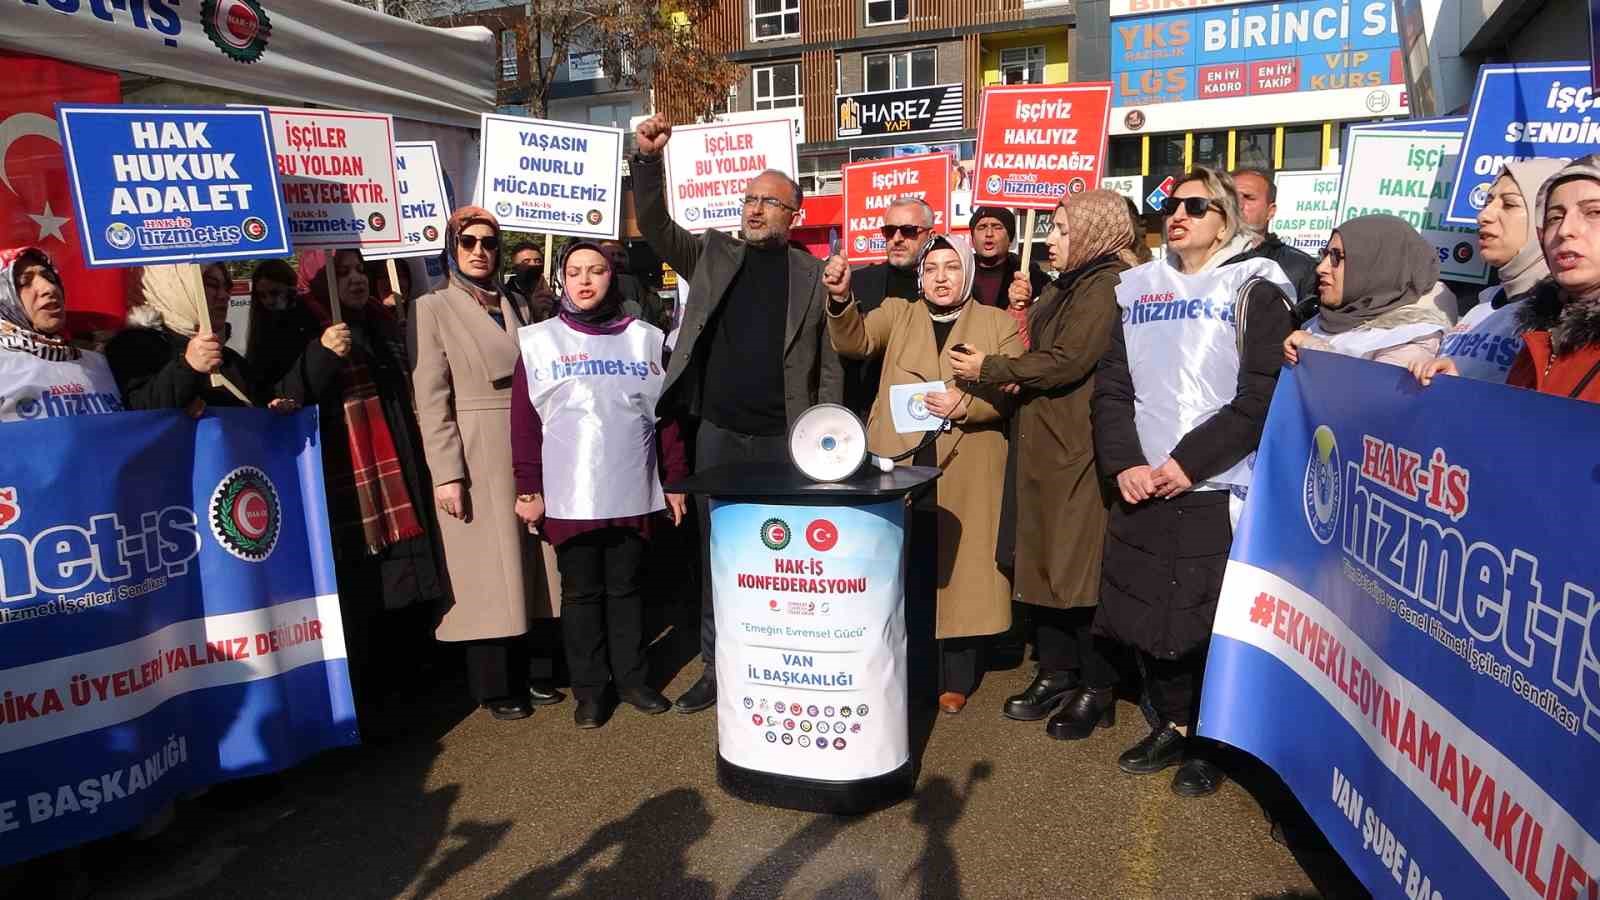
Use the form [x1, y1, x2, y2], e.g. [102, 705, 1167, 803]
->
[829, 296, 1020, 639]
[411, 281, 559, 642]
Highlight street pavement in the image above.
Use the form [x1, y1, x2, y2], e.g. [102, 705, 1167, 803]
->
[41, 634, 1367, 900]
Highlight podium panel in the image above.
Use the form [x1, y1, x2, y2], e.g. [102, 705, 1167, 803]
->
[710, 500, 909, 785]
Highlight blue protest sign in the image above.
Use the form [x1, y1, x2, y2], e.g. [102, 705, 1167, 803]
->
[1445, 62, 1600, 225]
[55, 104, 290, 266]
[1199, 352, 1600, 899]
[0, 408, 356, 865]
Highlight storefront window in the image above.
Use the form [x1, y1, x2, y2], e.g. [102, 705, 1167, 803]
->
[800, 153, 847, 196]
[1192, 130, 1226, 169]
[1236, 128, 1274, 173]
[1152, 133, 1185, 180]
[1108, 136, 1142, 177]
[1281, 125, 1323, 171]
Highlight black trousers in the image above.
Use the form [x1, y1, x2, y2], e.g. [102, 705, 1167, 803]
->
[1143, 649, 1208, 728]
[1035, 605, 1118, 689]
[557, 527, 648, 702]
[693, 420, 790, 672]
[464, 638, 529, 704]
[940, 638, 984, 696]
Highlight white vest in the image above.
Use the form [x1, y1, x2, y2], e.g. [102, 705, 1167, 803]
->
[1303, 316, 1444, 359]
[518, 318, 667, 519]
[1437, 290, 1525, 382]
[0, 349, 122, 423]
[1115, 257, 1292, 491]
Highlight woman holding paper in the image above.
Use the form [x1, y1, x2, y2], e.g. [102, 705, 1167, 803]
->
[825, 233, 1021, 715]
[410, 206, 563, 722]
[946, 190, 1133, 740]
[1281, 214, 1454, 369]
[109, 261, 348, 412]
[1091, 167, 1296, 798]
[0, 245, 127, 421]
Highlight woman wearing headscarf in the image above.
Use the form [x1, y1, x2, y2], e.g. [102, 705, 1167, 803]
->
[258, 247, 443, 713]
[108, 261, 348, 411]
[244, 258, 320, 381]
[510, 241, 689, 728]
[824, 233, 1022, 714]
[947, 190, 1131, 739]
[1092, 167, 1296, 797]
[1419, 155, 1600, 402]
[411, 206, 563, 720]
[0, 246, 128, 421]
[1282, 215, 1453, 369]
[1411, 158, 1569, 385]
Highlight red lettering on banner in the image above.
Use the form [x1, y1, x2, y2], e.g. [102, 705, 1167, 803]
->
[1242, 589, 1595, 893]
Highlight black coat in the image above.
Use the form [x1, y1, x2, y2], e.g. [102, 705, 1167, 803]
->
[839, 262, 920, 418]
[1225, 234, 1320, 323]
[1090, 266, 1296, 658]
[106, 320, 341, 411]
[971, 252, 1052, 310]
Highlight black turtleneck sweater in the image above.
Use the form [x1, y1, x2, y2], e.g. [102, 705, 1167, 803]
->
[700, 242, 790, 435]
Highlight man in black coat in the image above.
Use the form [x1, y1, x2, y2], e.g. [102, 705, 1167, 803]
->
[1226, 168, 1320, 322]
[631, 113, 842, 714]
[842, 197, 938, 417]
[968, 206, 1051, 310]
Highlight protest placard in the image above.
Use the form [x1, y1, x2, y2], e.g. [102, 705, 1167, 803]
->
[841, 154, 951, 263]
[55, 105, 289, 266]
[365, 141, 448, 261]
[266, 106, 402, 249]
[475, 114, 624, 239]
[1447, 62, 1600, 224]
[973, 84, 1113, 209]
[1338, 120, 1488, 283]
[664, 118, 797, 233]
[1271, 170, 1341, 255]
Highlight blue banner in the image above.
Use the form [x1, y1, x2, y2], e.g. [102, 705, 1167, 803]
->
[0, 409, 356, 865]
[1199, 351, 1600, 898]
[1446, 61, 1600, 225]
[55, 104, 291, 267]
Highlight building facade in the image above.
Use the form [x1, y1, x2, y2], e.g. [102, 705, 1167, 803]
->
[675, 0, 1076, 198]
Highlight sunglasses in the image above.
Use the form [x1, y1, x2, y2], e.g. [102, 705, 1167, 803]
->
[1159, 196, 1218, 218]
[880, 224, 929, 241]
[458, 234, 499, 252]
[1319, 246, 1346, 267]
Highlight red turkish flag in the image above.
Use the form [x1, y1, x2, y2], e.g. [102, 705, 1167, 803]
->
[0, 51, 124, 334]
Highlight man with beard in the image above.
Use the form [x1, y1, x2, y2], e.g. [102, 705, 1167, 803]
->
[969, 207, 1051, 310]
[840, 197, 938, 415]
[631, 113, 842, 714]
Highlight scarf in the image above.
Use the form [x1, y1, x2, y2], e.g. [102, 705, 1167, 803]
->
[1318, 215, 1444, 335]
[555, 240, 628, 326]
[445, 205, 506, 312]
[299, 251, 423, 554]
[0, 247, 78, 361]
[137, 264, 212, 337]
[917, 233, 977, 325]
[1495, 158, 1569, 301]
[1061, 190, 1137, 273]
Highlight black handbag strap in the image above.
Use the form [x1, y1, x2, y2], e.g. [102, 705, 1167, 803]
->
[1568, 357, 1600, 398]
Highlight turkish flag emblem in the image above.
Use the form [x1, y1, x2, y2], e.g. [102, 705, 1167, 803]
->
[806, 519, 839, 552]
[0, 52, 124, 334]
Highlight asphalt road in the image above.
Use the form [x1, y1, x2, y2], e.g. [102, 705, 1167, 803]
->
[36, 636, 1367, 900]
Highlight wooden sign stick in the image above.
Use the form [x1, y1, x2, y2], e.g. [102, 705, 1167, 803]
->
[326, 251, 342, 324]
[1018, 208, 1037, 271]
[187, 263, 252, 406]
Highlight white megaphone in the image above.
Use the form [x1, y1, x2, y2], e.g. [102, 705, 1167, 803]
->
[788, 403, 948, 483]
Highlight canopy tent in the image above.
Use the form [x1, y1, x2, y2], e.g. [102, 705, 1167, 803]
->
[2, 0, 496, 129]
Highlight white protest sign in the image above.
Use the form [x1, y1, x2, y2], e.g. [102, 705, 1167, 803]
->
[366, 141, 448, 261]
[1337, 128, 1489, 283]
[476, 113, 624, 239]
[1271, 170, 1341, 255]
[267, 107, 402, 249]
[889, 381, 947, 433]
[664, 118, 797, 233]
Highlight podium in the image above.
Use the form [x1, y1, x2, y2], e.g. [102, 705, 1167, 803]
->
[669, 462, 939, 815]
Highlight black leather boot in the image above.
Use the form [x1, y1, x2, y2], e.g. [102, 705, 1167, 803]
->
[1172, 753, 1227, 797]
[1001, 670, 1080, 721]
[673, 673, 717, 714]
[528, 682, 566, 706]
[618, 684, 671, 714]
[1118, 723, 1186, 774]
[1045, 686, 1115, 740]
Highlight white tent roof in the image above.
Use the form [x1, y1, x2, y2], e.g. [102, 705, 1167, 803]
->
[3, 0, 497, 128]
